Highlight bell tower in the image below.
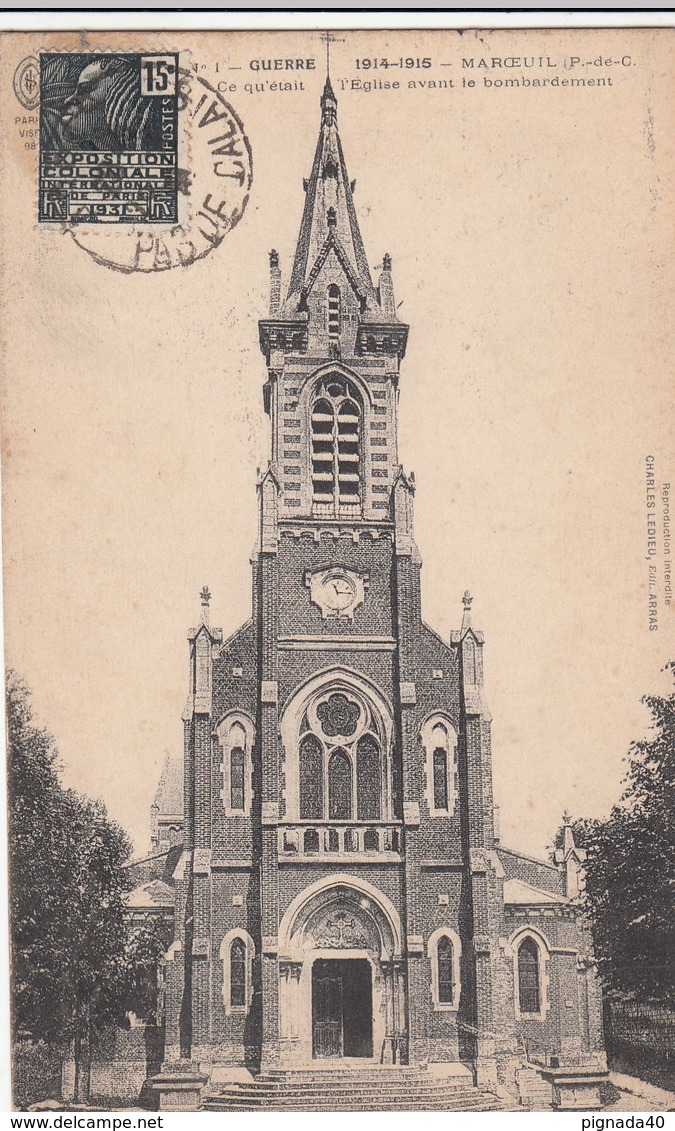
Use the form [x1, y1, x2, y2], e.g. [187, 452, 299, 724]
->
[258, 77, 409, 528]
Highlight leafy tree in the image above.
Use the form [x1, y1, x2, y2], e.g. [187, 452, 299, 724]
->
[7, 671, 133, 1102]
[553, 664, 675, 1005]
[123, 919, 168, 1025]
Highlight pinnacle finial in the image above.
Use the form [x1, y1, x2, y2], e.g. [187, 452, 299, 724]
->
[461, 590, 473, 633]
[200, 585, 211, 626]
[321, 73, 338, 126]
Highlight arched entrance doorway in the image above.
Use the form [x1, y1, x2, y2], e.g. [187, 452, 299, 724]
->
[278, 875, 406, 1066]
[312, 958, 372, 1058]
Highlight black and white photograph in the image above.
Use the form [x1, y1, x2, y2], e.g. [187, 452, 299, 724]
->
[0, 21, 672, 1118]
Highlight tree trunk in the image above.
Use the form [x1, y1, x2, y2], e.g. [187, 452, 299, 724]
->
[73, 1006, 92, 1105]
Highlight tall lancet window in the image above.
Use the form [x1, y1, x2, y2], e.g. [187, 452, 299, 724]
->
[311, 375, 361, 516]
[518, 937, 541, 1015]
[327, 284, 341, 335]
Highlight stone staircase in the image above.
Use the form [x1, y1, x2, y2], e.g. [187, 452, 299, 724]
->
[516, 1066, 554, 1110]
[203, 1066, 507, 1112]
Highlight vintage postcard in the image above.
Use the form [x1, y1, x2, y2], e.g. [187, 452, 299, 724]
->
[0, 26, 672, 1115]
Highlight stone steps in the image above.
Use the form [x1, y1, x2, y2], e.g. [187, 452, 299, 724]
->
[204, 1095, 503, 1112]
[203, 1069, 505, 1112]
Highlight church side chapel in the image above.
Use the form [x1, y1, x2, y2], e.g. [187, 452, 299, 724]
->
[119, 78, 608, 1112]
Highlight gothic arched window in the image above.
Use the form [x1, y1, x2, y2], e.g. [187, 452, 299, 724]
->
[311, 376, 361, 516]
[328, 748, 352, 820]
[218, 713, 255, 817]
[294, 689, 387, 827]
[327, 284, 341, 336]
[428, 928, 461, 1011]
[357, 734, 381, 820]
[518, 937, 541, 1015]
[433, 745, 449, 812]
[230, 747, 245, 812]
[229, 938, 246, 1009]
[421, 716, 458, 817]
[437, 936, 455, 1004]
[299, 734, 323, 820]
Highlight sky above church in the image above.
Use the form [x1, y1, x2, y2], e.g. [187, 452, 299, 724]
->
[2, 27, 672, 861]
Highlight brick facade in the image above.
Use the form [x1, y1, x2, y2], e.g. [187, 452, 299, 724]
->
[157, 77, 606, 1093]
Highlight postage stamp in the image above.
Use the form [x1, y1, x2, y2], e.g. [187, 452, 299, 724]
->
[39, 52, 179, 224]
[65, 71, 253, 273]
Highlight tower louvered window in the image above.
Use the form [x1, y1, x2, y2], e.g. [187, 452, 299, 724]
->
[311, 376, 361, 516]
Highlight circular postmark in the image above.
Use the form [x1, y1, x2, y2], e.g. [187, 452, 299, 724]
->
[13, 56, 40, 111]
[62, 70, 252, 273]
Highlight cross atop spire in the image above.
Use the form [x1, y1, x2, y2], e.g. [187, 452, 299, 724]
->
[319, 29, 340, 79]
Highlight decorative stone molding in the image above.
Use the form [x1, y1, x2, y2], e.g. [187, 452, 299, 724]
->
[193, 848, 211, 874]
[472, 935, 492, 955]
[399, 682, 417, 705]
[261, 680, 278, 704]
[406, 934, 424, 954]
[262, 801, 279, 825]
[403, 801, 420, 827]
[262, 935, 279, 956]
[469, 849, 489, 874]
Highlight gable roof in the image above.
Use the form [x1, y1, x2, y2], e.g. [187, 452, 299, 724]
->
[152, 754, 183, 815]
[504, 878, 569, 906]
[127, 879, 175, 909]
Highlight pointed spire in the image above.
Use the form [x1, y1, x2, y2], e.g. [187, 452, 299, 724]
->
[285, 78, 374, 306]
[321, 75, 337, 126]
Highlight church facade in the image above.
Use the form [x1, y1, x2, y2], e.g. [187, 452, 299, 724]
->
[158, 79, 607, 1101]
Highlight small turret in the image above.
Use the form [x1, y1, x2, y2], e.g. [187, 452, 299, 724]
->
[378, 253, 396, 318]
[269, 249, 281, 314]
[555, 813, 587, 900]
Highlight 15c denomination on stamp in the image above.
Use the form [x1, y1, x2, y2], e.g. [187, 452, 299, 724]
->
[39, 53, 179, 224]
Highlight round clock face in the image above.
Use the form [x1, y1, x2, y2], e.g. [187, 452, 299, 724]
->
[321, 573, 357, 611]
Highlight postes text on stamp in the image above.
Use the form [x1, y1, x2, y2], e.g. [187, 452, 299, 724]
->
[39, 53, 179, 224]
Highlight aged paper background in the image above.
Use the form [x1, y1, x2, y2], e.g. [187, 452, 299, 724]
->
[0, 27, 672, 863]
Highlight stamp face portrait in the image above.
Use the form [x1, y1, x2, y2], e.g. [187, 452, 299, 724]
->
[39, 53, 179, 224]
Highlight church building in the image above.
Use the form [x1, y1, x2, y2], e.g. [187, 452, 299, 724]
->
[148, 79, 607, 1110]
